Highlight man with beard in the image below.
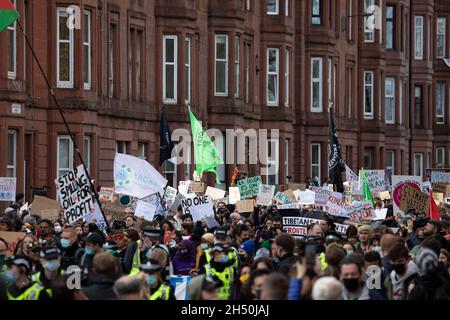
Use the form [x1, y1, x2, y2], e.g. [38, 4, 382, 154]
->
[272, 234, 298, 275]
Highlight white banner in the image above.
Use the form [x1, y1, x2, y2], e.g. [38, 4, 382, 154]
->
[134, 201, 157, 221]
[181, 195, 214, 222]
[326, 195, 350, 218]
[298, 190, 316, 205]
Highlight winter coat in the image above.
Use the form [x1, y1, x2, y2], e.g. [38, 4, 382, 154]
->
[82, 274, 118, 300]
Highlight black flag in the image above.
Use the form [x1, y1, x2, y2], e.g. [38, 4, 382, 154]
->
[159, 107, 175, 166]
[328, 108, 345, 193]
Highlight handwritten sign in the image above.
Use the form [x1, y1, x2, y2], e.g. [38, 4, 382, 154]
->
[237, 176, 262, 199]
[99, 187, 115, 202]
[400, 184, 430, 215]
[359, 170, 388, 193]
[101, 201, 126, 221]
[392, 175, 423, 214]
[346, 201, 376, 221]
[311, 187, 343, 206]
[178, 181, 192, 196]
[163, 186, 178, 210]
[0, 231, 26, 256]
[228, 187, 241, 204]
[277, 203, 300, 210]
[0, 177, 16, 201]
[205, 187, 226, 201]
[298, 190, 316, 205]
[431, 172, 450, 184]
[189, 182, 205, 194]
[181, 195, 214, 221]
[31, 196, 61, 219]
[274, 192, 291, 204]
[287, 183, 307, 191]
[256, 184, 275, 206]
[235, 199, 255, 213]
[326, 195, 350, 218]
[379, 191, 391, 201]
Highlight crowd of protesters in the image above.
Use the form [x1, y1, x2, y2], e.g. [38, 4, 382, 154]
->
[1, 186, 450, 301]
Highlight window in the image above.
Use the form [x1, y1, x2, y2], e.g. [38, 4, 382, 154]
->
[266, 139, 279, 185]
[284, 139, 289, 184]
[245, 43, 251, 104]
[285, 48, 290, 107]
[348, 0, 353, 40]
[347, 68, 352, 118]
[7, 0, 16, 79]
[267, 48, 279, 106]
[386, 150, 395, 182]
[57, 136, 74, 177]
[215, 35, 228, 96]
[328, 58, 332, 106]
[163, 159, 177, 188]
[214, 135, 225, 189]
[246, 0, 251, 11]
[138, 142, 147, 160]
[414, 153, 423, 177]
[57, 7, 74, 88]
[311, 57, 323, 112]
[436, 147, 445, 168]
[436, 82, 445, 124]
[183, 143, 191, 180]
[285, 0, 289, 16]
[437, 17, 446, 58]
[83, 10, 92, 90]
[108, 24, 116, 98]
[312, 0, 321, 25]
[333, 64, 337, 108]
[7, 130, 17, 177]
[84, 136, 91, 173]
[386, 6, 394, 49]
[399, 81, 403, 125]
[116, 141, 129, 155]
[415, 16, 424, 60]
[267, 0, 279, 15]
[129, 29, 143, 101]
[163, 35, 178, 103]
[385, 77, 395, 124]
[364, 71, 374, 119]
[364, 147, 374, 169]
[235, 36, 240, 97]
[414, 86, 422, 127]
[364, 0, 375, 42]
[311, 143, 321, 182]
[185, 38, 191, 104]
[136, 31, 142, 100]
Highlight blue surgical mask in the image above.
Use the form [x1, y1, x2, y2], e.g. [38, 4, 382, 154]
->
[43, 260, 60, 271]
[347, 250, 354, 256]
[147, 274, 157, 287]
[201, 244, 209, 250]
[84, 247, 94, 255]
[60, 239, 71, 249]
[219, 255, 230, 264]
[3, 270, 18, 284]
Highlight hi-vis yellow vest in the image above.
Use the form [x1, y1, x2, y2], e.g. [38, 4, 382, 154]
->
[204, 248, 239, 269]
[149, 283, 171, 300]
[7, 282, 46, 300]
[130, 240, 142, 276]
[204, 264, 234, 300]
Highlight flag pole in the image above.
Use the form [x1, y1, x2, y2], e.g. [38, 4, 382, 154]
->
[16, 19, 110, 233]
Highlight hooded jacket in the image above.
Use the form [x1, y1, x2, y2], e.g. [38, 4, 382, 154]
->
[172, 240, 197, 276]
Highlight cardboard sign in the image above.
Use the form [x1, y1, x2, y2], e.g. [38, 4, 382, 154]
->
[359, 170, 388, 193]
[432, 183, 448, 194]
[298, 190, 316, 205]
[346, 201, 376, 221]
[228, 187, 241, 204]
[0, 177, 16, 201]
[392, 176, 422, 214]
[237, 176, 262, 199]
[31, 196, 62, 219]
[181, 195, 214, 222]
[205, 187, 226, 201]
[287, 183, 307, 191]
[55, 165, 96, 225]
[188, 182, 205, 194]
[400, 184, 430, 215]
[326, 195, 350, 218]
[101, 201, 126, 220]
[163, 186, 178, 210]
[433, 192, 444, 202]
[235, 199, 255, 213]
[379, 191, 391, 200]
[256, 184, 275, 206]
[0, 231, 26, 256]
[99, 187, 115, 202]
[134, 201, 157, 222]
[274, 192, 291, 204]
[431, 171, 450, 184]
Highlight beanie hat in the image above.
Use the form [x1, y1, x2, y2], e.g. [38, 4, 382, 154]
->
[23, 215, 37, 225]
[240, 240, 255, 256]
[416, 248, 438, 274]
[261, 240, 272, 251]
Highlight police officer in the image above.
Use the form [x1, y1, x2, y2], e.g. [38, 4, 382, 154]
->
[140, 259, 175, 300]
[5, 255, 50, 300]
[123, 228, 141, 275]
[32, 246, 64, 297]
[80, 232, 104, 284]
[202, 244, 235, 300]
[142, 227, 171, 280]
[200, 227, 239, 272]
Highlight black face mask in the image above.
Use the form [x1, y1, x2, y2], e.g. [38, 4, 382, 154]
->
[343, 278, 360, 292]
[392, 263, 406, 275]
[180, 248, 189, 256]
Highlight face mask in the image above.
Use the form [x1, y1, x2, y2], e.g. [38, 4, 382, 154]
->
[147, 275, 157, 287]
[180, 248, 189, 256]
[219, 255, 230, 264]
[346, 250, 354, 256]
[43, 260, 60, 271]
[84, 247, 94, 255]
[40, 230, 48, 236]
[239, 273, 250, 284]
[392, 263, 406, 275]
[54, 226, 62, 234]
[372, 246, 381, 253]
[3, 270, 18, 284]
[60, 239, 71, 249]
[201, 244, 209, 250]
[343, 278, 360, 292]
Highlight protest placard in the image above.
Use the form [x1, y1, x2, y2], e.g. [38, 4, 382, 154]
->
[163, 186, 178, 209]
[358, 170, 388, 193]
[170, 193, 186, 212]
[235, 199, 255, 213]
[392, 175, 422, 214]
[101, 201, 126, 220]
[228, 187, 241, 204]
[178, 181, 192, 196]
[277, 203, 300, 210]
[433, 192, 444, 202]
[0, 177, 16, 201]
[170, 276, 191, 301]
[293, 190, 301, 201]
[189, 182, 205, 194]
[237, 176, 262, 199]
[134, 201, 157, 221]
[379, 191, 391, 200]
[204, 214, 221, 229]
[374, 208, 388, 220]
[326, 195, 350, 218]
[274, 192, 291, 204]
[346, 201, 376, 221]
[181, 195, 214, 222]
[205, 186, 226, 201]
[298, 190, 316, 205]
[311, 187, 343, 206]
[0, 231, 26, 256]
[431, 171, 450, 184]
[287, 183, 307, 191]
[282, 190, 297, 203]
[31, 196, 61, 219]
[99, 187, 115, 202]
[432, 183, 448, 194]
[400, 184, 430, 215]
[256, 184, 275, 206]
[84, 202, 108, 230]
[55, 165, 96, 225]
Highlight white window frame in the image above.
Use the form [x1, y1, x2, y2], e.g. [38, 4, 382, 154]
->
[266, 47, 279, 106]
[163, 157, 178, 188]
[348, 68, 352, 118]
[385, 77, 395, 124]
[436, 82, 445, 124]
[437, 17, 446, 59]
[312, 0, 321, 25]
[267, 0, 279, 15]
[7, 130, 17, 178]
[57, 135, 74, 178]
[333, 64, 337, 108]
[245, 43, 250, 104]
[415, 16, 424, 60]
[185, 37, 191, 104]
[285, 48, 290, 107]
[436, 147, 445, 168]
[56, 7, 74, 88]
[311, 57, 323, 112]
[364, 71, 374, 119]
[84, 136, 91, 173]
[266, 138, 279, 185]
[414, 153, 423, 177]
[163, 35, 178, 104]
[215, 35, 229, 96]
[83, 10, 92, 90]
[311, 143, 321, 183]
[284, 139, 289, 184]
[246, 0, 251, 11]
[285, 0, 289, 16]
[138, 142, 147, 160]
[364, 0, 375, 43]
[399, 81, 403, 125]
[7, 0, 17, 80]
[348, 0, 352, 40]
[116, 141, 128, 155]
[386, 5, 394, 49]
[235, 36, 240, 98]
[386, 150, 395, 179]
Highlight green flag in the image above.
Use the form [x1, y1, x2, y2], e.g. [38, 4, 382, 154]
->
[361, 168, 374, 207]
[189, 107, 224, 184]
[0, 0, 19, 33]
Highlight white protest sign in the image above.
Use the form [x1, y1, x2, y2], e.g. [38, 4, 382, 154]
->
[181, 195, 214, 222]
[163, 186, 178, 209]
[311, 187, 343, 206]
[55, 165, 96, 225]
[431, 171, 450, 184]
[228, 187, 241, 204]
[170, 276, 191, 300]
[256, 184, 275, 206]
[134, 201, 157, 221]
[205, 186, 226, 201]
[19, 202, 29, 214]
[374, 208, 388, 220]
[277, 203, 300, 210]
[346, 201, 376, 221]
[84, 201, 108, 230]
[178, 181, 192, 196]
[358, 170, 388, 193]
[326, 195, 350, 218]
[0, 177, 16, 201]
[298, 190, 316, 205]
[204, 214, 220, 229]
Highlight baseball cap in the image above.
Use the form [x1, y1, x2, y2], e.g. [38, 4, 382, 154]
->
[83, 232, 104, 246]
[40, 246, 61, 260]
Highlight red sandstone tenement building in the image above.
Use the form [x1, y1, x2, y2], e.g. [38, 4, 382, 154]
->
[0, 0, 449, 203]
